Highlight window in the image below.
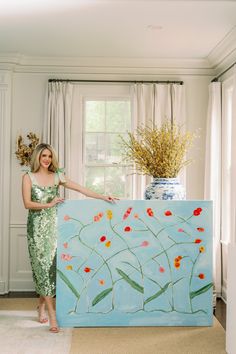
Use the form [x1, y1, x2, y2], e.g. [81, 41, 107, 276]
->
[83, 89, 132, 199]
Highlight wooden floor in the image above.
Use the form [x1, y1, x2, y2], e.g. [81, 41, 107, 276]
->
[0, 292, 227, 330]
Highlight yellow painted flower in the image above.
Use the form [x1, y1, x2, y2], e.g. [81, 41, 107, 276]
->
[105, 240, 111, 247]
[66, 265, 73, 270]
[199, 246, 205, 253]
[106, 210, 113, 220]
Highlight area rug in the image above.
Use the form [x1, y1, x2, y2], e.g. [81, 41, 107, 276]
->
[0, 310, 72, 354]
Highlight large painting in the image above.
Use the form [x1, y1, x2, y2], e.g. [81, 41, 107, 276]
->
[56, 200, 213, 327]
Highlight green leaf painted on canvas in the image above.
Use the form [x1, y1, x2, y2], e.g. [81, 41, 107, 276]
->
[92, 288, 113, 306]
[190, 282, 213, 300]
[144, 282, 171, 305]
[116, 268, 144, 293]
[57, 269, 80, 300]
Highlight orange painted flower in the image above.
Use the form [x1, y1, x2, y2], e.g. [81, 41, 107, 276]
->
[124, 226, 132, 232]
[195, 239, 202, 244]
[98, 212, 104, 218]
[175, 256, 183, 262]
[84, 267, 91, 273]
[94, 215, 100, 222]
[99, 279, 105, 285]
[174, 262, 181, 269]
[64, 215, 70, 221]
[199, 246, 205, 253]
[197, 227, 205, 232]
[63, 242, 68, 249]
[198, 273, 205, 279]
[66, 265, 73, 270]
[106, 210, 113, 220]
[134, 213, 139, 219]
[165, 210, 172, 216]
[100, 235, 106, 242]
[105, 241, 111, 247]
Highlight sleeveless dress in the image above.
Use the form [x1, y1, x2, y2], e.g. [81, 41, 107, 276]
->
[27, 172, 60, 297]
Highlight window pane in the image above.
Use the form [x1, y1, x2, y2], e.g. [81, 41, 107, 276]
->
[85, 133, 106, 163]
[85, 101, 105, 132]
[106, 101, 131, 132]
[104, 166, 132, 198]
[106, 133, 124, 164]
[85, 167, 105, 194]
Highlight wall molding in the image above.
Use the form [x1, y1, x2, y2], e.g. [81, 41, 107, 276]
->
[0, 71, 12, 294]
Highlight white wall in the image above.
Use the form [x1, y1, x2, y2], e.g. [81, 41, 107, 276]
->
[3, 69, 212, 292]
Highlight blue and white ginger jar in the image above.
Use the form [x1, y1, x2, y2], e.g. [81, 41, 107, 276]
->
[144, 178, 186, 200]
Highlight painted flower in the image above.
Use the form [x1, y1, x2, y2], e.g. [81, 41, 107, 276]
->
[61, 253, 73, 261]
[165, 210, 172, 216]
[141, 240, 149, 247]
[178, 228, 184, 232]
[175, 256, 183, 262]
[134, 213, 139, 219]
[66, 265, 73, 270]
[106, 209, 113, 220]
[193, 207, 202, 216]
[98, 212, 104, 218]
[123, 207, 133, 220]
[105, 241, 111, 247]
[94, 215, 100, 222]
[198, 273, 205, 279]
[124, 226, 132, 232]
[194, 239, 202, 244]
[63, 242, 68, 249]
[64, 215, 71, 221]
[99, 279, 105, 285]
[159, 266, 165, 273]
[84, 267, 91, 273]
[174, 262, 181, 269]
[197, 227, 205, 232]
[100, 235, 106, 242]
[199, 246, 205, 253]
[146, 208, 154, 217]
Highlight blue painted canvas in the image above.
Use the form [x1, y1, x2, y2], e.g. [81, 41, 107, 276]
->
[56, 200, 213, 327]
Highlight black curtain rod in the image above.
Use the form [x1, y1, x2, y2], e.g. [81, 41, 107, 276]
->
[211, 61, 236, 82]
[48, 79, 184, 85]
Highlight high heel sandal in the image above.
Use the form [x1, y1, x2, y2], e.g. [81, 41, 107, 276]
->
[49, 312, 60, 333]
[37, 304, 48, 324]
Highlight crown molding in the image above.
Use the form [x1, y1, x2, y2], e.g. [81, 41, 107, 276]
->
[207, 26, 236, 74]
[0, 53, 216, 76]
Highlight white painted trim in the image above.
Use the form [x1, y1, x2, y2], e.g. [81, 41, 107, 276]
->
[226, 244, 236, 354]
[9, 280, 35, 292]
[0, 71, 12, 295]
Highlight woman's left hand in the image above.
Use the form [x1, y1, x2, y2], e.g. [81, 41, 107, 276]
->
[103, 195, 119, 203]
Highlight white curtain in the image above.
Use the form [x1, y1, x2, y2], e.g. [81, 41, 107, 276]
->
[132, 83, 186, 199]
[43, 82, 83, 199]
[204, 82, 222, 295]
[226, 66, 236, 354]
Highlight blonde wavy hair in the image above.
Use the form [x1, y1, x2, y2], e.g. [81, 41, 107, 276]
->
[30, 143, 59, 173]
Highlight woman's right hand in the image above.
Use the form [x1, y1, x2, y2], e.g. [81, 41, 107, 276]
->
[50, 197, 64, 207]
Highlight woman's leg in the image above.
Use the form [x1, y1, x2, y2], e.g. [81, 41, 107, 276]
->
[44, 296, 59, 333]
[37, 295, 48, 323]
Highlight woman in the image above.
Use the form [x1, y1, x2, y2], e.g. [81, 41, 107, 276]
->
[22, 143, 116, 333]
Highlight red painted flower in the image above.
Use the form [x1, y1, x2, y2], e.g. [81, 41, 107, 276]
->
[198, 273, 205, 279]
[124, 226, 132, 232]
[159, 266, 165, 273]
[194, 239, 202, 244]
[174, 262, 181, 269]
[100, 235, 106, 242]
[193, 207, 202, 216]
[123, 207, 133, 220]
[175, 256, 183, 262]
[141, 241, 149, 247]
[197, 227, 205, 232]
[84, 267, 91, 273]
[98, 212, 104, 218]
[63, 242, 68, 249]
[165, 210, 172, 216]
[61, 253, 73, 261]
[94, 215, 100, 222]
[178, 228, 184, 232]
[64, 215, 70, 221]
[146, 208, 154, 217]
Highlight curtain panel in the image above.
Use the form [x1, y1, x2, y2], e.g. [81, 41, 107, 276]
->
[132, 83, 186, 199]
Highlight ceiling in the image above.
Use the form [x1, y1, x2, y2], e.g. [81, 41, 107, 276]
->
[0, 0, 236, 67]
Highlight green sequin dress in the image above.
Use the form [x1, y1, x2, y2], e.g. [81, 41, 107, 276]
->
[27, 172, 59, 297]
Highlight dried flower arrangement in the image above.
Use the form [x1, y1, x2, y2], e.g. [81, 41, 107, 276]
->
[120, 122, 195, 178]
[15, 132, 40, 166]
